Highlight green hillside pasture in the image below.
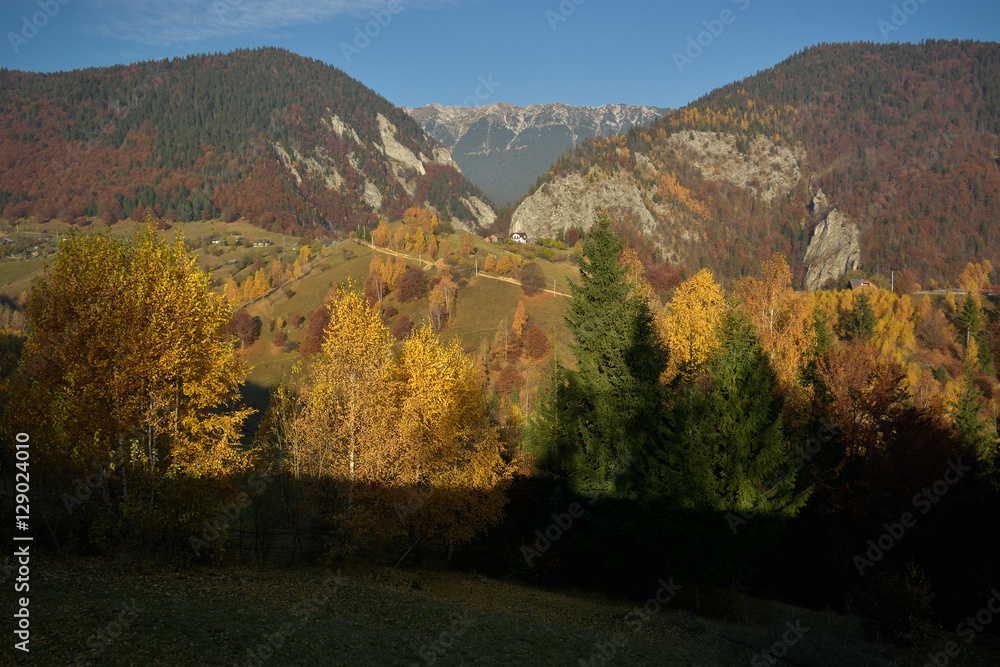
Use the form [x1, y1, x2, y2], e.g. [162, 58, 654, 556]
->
[3, 554, 931, 667]
[0, 256, 45, 296]
[444, 274, 573, 359]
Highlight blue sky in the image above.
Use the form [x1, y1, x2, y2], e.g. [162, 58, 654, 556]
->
[2, 0, 998, 109]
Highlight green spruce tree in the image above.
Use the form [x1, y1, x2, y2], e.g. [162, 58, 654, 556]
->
[533, 212, 668, 499]
[844, 292, 877, 341]
[801, 306, 835, 400]
[666, 311, 808, 516]
[957, 292, 983, 345]
[952, 370, 997, 461]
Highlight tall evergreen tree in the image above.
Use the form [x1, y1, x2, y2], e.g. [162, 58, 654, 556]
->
[957, 291, 983, 345]
[664, 311, 807, 516]
[799, 306, 837, 406]
[844, 292, 877, 341]
[951, 369, 997, 461]
[530, 212, 668, 499]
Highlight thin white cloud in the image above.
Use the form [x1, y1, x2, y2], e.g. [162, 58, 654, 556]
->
[83, 0, 461, 45]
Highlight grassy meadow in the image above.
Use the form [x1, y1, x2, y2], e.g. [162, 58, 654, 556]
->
[5, 553, 980, 667]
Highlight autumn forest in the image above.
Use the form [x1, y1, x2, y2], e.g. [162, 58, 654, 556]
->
[3, 38, 1000, 667]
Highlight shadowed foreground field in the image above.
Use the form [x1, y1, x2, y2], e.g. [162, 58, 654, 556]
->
[8, 555, 1000, 666]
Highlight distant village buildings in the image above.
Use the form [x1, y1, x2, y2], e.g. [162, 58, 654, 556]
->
[486, 232, 530, 244]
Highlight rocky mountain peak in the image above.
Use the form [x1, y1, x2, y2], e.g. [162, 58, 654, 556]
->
[405, 102, 670, 204]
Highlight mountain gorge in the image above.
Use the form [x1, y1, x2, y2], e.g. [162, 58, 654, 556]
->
[0, 48, 495, 237]
[509, 40, 1000, 289]
[2, 41, 998, 290]
[405, 102, 669, 205]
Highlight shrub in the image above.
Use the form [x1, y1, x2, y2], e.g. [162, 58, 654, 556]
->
[392, 315, 413, 340]
[858, 561, 938, 647]
[495, 363, 523, 395]
[383, 305, 398, 319]
[300, 306, 331, 357]
[223, 308, 260, 348]
[272, 329, 287, 346]
[520, 262, 546, 295]
[291, 312, 305, 328]
[397, 267, 428, 303]
[524, 325, 550, 359]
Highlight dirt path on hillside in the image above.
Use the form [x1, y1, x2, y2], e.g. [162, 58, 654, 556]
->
[353, 239, 574, 298]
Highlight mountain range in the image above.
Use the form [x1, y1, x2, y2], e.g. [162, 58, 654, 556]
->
[1, 41, 999, 289]
[0, 48, 495, 238]
[507, 40, 1000, 289]
[405, 102, 669, 205]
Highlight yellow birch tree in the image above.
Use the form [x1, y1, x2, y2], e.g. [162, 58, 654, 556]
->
[15, 225, 252, 485]
[736, 253, 815, 387]
[661, 269, 727, 382]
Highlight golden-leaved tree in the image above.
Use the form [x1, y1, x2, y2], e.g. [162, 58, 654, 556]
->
[813, 287, 917, 365]
[495, 253, 513, 275]
[960, 260, 993, 292]
[736, 253, 815, 388]
[428, 266, 458, 331]
[620, 247, 659, 307]
[224, 267, 271, 307]
[660, 269, 727, 382]
[294, 284, 513, 557]
[383, 256, 407, 291]
[394, 326, 513, 545]
[16, 225, 251, 481]
[372, 220, 391, 247]
[296, 283, 399, 501]
[392, 227, 407, 251]
[6, 224, 252, 555]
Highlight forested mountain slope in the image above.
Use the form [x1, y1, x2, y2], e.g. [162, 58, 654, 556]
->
[0, 48, 495, 237]
[511, 40, 1000, 288]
